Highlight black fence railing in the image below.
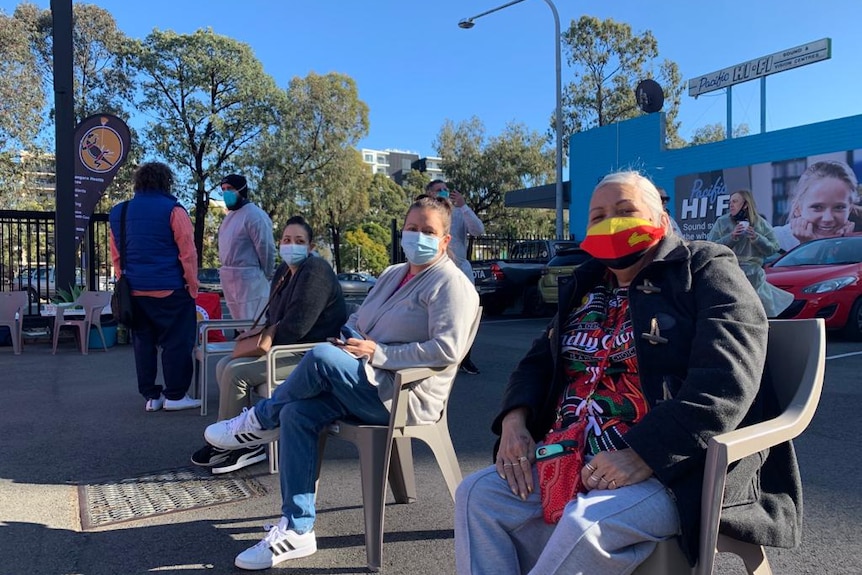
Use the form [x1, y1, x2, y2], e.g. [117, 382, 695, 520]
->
[0, 210, 113, 316]
[386, 218, 556, 265]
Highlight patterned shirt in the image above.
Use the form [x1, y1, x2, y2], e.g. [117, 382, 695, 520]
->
[553, 283, 650, 454]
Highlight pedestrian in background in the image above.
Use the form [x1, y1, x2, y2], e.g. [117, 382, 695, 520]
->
[109, 161, 201, 412]
[425, 179, 484, 375]
[657, 187, 682, 236]
[218, 174, 276, 321]
[707, 189, 791, 317]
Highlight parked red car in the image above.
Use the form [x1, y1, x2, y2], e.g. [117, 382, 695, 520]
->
[765, 236, 862, 339]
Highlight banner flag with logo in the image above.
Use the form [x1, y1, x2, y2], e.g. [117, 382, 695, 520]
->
[73, 113, 131, 247]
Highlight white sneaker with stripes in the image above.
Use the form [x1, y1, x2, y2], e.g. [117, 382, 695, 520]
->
[234, 517, 316, 570]
[204, 407, 279, 450]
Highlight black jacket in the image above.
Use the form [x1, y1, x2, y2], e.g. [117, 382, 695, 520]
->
[265, 256, 346, 345]
[492, 235, 802, 564]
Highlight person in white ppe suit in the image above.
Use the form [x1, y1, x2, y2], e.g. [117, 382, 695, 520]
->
[218, 174, 276, 321]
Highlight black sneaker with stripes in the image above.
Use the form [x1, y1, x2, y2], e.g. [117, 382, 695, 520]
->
[211, 445, 267, 475]
[190, 444, 231, 467]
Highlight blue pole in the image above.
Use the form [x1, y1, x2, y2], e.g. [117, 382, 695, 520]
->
[726, 85, 733, 139]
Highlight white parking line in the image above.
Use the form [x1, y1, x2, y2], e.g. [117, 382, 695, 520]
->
[826, 350, 862, 360]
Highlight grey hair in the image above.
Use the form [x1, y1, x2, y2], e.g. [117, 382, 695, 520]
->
[593, 170, 671, 234]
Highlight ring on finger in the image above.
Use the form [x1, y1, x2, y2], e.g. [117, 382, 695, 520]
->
[609, 479, 618, 489]
[518, 456, 528, 463]
[503, 462, 514, 467]
[585, 462, 596, 472]
[590, 474, 601, 483]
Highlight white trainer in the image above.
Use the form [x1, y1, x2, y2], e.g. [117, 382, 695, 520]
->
[163, 395, 203, 411]
[234, 518, 316, 570]
[145, 394, 165, 412]
[204, 407, 279, 449]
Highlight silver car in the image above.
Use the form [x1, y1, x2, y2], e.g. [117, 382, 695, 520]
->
[337, 272, 376, 299]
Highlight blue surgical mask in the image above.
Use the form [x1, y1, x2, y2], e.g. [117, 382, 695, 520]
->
[223, 190, 238, 208]
[401, 230, 440, 265]
[280, 243, 309, 266]
[436, 188, 450, 199]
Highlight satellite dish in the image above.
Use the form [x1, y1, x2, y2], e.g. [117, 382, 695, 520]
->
[635, 79, 665, 114]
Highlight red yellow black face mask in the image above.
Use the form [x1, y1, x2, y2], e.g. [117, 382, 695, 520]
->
[580, 217, 666, 270]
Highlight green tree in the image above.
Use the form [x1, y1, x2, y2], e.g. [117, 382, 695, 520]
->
[366, 172, 409, 229]
[688, 122, 751, 146]
[401, 169, 430, 200]
[435, 117, 555, 234]
[127, 28, 284, 262]
[304, 148, 370, 272]
[28, 2, 135, 125]
[341, 226, 389, 275]
[0, 4, 44, 151]
[249, 72, 369, 230]
[559, 16, 685, 149]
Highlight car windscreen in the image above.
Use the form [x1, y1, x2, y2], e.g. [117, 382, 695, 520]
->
[773, 237, 862, 267]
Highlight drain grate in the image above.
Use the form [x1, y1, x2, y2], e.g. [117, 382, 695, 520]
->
[79, 466, 267, 529]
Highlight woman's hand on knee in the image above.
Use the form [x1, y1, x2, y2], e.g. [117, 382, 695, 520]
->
[581, 449, 653, 492]
[496, 410, 536, 500]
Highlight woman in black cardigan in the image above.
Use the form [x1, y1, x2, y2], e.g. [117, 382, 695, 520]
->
[191, 215, 346, 474]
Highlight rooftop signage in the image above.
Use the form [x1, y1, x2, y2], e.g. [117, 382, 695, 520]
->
[688, 38, 831, 97]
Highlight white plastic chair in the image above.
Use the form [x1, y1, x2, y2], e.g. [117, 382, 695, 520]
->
[0, 291, 28, 354]
[51, 291, 112, 355]
[634, 318, 826, 575]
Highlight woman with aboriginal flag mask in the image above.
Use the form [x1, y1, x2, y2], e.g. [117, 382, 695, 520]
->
[454, 170, 802, 574]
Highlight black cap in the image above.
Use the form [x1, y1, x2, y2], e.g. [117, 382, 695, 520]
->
[219, 174, 248, 197]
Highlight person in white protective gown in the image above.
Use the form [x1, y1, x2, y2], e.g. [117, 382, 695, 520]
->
[218, 174, 276, 321]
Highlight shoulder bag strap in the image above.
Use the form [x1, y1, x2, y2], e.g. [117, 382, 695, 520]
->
[248, 269, 290, 330]
[118, 201, 129, 273]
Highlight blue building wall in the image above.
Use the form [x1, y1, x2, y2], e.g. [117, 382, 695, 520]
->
[567, 113, 862, 237]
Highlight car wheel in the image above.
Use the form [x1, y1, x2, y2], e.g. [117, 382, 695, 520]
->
[842, 298, 862, 341]
[522, 285, 546, 317]
[480, 295, 507, 316]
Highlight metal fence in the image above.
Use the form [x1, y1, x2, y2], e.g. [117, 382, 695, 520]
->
[0, 210, 113, 316]
[385, 218, 554, 264]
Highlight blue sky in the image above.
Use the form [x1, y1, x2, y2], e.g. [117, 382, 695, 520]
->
[4, 1, 861, 159]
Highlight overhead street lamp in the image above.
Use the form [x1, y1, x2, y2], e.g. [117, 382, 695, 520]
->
[459, 0, 565, 239]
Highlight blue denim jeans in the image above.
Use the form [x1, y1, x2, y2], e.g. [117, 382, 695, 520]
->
[253, 343, 391, 533]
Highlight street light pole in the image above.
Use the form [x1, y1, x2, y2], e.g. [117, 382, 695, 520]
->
[459, 0, 565, 239]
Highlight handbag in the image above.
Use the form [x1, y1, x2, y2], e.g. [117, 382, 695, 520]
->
[535, 299, 627, 524]
[111, 201, 135, 326]
[536, 419, 588, 524]
[231, 323, 279, 358]
[230, 272, 289, 359]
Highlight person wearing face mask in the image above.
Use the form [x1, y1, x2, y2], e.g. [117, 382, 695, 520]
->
[707, 189, 791, 317]
[191, 216, 347, 474]
[203, 197, 479, 570]
[425, 179, 485, 374]
[454, 171, 802, 574]
[218, 173, 276, 322]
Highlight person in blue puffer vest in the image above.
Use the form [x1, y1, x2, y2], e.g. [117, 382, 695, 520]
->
[109, 161, 201, 412]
